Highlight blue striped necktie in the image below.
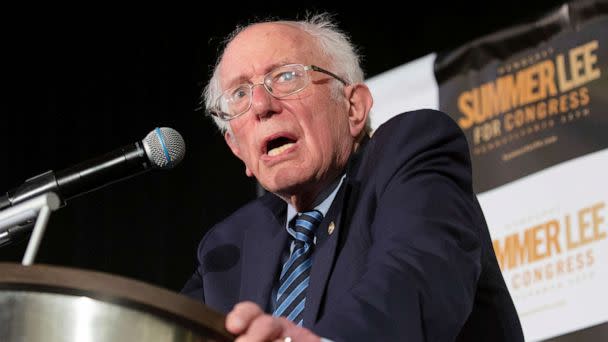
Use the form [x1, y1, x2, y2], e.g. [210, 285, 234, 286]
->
[273, 209, 323, 325]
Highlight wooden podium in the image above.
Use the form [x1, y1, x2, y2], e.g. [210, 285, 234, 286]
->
[0, 263, 233, 341]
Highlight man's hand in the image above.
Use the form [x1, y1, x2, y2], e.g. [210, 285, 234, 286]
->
[226, 301, 322, 342]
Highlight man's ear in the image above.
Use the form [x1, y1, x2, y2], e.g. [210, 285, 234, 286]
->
[345, 83, 373, 138]
[224, 131, 253, 177]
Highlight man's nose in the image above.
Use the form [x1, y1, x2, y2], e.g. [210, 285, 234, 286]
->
[250, 84, 278, 119]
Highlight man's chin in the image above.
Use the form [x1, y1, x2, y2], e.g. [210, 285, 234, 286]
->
[260, 176, 325, 209]
[258, 169, 310, 193]
[261, 180, 307, 198]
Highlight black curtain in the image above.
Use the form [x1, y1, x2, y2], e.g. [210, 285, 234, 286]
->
[0, 22, 256, 290]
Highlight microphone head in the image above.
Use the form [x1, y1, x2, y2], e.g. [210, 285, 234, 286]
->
[142, 127, 186, 169]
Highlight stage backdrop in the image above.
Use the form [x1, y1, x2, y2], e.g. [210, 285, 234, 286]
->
[367, 1, 607, 341]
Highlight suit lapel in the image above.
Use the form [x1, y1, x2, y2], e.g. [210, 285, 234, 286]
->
[303, 178, 361, 326]
[303, 135, 368, 326]
[238, 194, 287, 310]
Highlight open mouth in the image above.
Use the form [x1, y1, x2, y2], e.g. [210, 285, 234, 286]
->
[266, 136, 296, 157]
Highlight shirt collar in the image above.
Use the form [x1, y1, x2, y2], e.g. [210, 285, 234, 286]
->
[285, 174, 346, 237]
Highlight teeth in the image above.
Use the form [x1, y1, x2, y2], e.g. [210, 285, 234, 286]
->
[268, 142, 295, 157]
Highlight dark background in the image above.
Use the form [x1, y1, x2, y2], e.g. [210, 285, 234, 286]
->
[0, 1, 566, 291]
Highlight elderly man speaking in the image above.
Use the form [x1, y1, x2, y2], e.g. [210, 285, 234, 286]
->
[182, 14, 524, 342]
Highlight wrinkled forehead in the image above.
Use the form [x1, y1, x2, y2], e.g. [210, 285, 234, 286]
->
[218, 23, 326, 88]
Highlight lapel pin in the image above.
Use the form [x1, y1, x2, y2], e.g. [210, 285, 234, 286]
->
[328, 221, 335, 235]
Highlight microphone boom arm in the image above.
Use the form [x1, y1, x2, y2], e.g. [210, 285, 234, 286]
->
[0, 192, 61, 263]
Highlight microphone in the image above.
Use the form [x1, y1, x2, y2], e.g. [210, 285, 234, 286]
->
[0, 127, 186, 210]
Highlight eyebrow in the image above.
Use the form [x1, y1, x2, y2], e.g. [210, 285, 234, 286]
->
[223, 60, 295, 89]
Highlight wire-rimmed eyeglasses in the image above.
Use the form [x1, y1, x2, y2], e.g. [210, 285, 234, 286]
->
[209, 64, 348, 121]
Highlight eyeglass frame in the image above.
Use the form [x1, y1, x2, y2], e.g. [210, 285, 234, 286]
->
[208, 64, 349, 121]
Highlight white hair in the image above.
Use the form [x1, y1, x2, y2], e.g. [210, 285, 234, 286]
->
[202, 13, 371, 134]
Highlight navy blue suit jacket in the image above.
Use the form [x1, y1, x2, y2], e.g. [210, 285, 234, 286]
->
[182, 110, 524, 341]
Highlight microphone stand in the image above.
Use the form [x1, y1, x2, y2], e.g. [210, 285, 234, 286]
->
[0, 192, 61, 265]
